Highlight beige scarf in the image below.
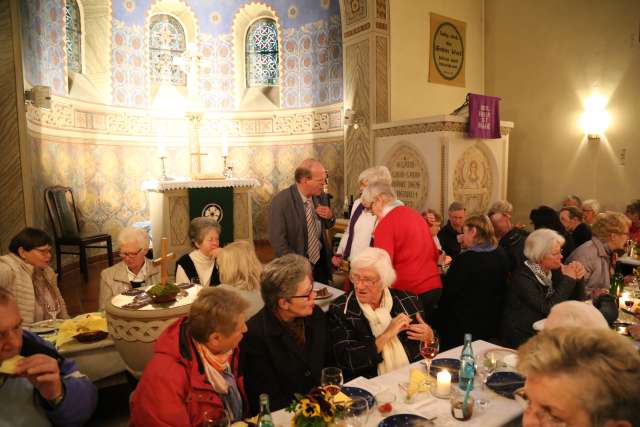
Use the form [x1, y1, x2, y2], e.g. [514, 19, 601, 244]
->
[357, 288, 410, 375]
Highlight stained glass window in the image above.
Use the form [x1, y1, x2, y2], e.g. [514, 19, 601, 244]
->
[149, 14, 187, 86]
[245, 19, 279, 87]
[65, 0, 82, 73]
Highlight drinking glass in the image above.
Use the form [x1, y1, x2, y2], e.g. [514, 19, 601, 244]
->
[474, 352, 498, 410]
[45, 299, 61, 324]
[201, 409, 230, 427]
[335, 396, 369, 427]
[320, 367, 343, 396]
[420, 336, 439, 380]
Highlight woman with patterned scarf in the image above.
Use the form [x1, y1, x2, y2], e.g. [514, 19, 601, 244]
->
[131, 288, 249, 426]
[502, 228, 586, 348]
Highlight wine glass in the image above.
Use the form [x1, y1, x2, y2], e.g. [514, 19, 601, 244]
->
[420, 336, 439, 380]
[320, 367, 343, 396]
[202, 409, 230, 427]
[624, 299, 634, 309]
[45, 299, 61, 325]
[335, 396, 369, 427]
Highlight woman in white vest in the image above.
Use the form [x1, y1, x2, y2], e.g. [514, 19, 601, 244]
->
[99, 227, 160, 310]
[0, 227, 69, 324]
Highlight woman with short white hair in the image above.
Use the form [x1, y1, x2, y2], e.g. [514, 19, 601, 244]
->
[99, 227, 159, 309]
[327, 247, 434, 380]
[501, 229, 586, 347]
[333, 166, 393, 285]
[581, 199, 600, 225]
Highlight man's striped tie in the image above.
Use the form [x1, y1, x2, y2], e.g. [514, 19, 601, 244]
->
[305, 199, 321, 265]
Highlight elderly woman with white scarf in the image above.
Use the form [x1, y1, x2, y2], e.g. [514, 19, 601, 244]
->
[327, 247, 434, 380]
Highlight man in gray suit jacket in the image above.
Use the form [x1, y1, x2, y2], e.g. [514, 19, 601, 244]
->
[269, 159, 335, 284]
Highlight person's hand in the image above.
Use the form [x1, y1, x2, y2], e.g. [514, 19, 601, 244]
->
[331, 255, 342, 268]
[561, 261, 585, 280]
[316, 205, 333, 220]
[15, 354, 63, 401]
[406, 313, 434, 342]
[384, 313, 411, 338]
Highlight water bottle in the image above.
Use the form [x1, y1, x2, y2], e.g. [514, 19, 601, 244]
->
[256, 394, 274, 427]
[459, 333, 475, 391]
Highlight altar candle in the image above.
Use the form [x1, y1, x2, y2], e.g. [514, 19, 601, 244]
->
[221, 138, 229, 157]
[436, 370, 451, 396]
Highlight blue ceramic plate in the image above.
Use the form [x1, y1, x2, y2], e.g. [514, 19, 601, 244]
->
[429, 358, 461, 382]
[378, 414, 431, 427]
[486, 371, 525, 399]
[342, 386, 375, 408]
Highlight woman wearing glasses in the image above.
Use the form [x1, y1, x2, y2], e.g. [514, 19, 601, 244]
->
[99, 227, 159, 309]
[327, 248, 434, 380]
[240, 254, 328, 413]
[0, 227, 69, 323]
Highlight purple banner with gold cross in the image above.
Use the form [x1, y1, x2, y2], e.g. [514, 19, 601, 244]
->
[468, 93, 501, 139]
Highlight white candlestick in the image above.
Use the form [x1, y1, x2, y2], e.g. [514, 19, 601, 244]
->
[436, 370, 451, 396]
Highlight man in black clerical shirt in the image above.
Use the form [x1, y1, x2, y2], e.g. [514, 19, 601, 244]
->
[437, 202, 465, 259]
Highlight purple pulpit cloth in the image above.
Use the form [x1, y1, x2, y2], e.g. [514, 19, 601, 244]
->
[468, 93, 501, 139]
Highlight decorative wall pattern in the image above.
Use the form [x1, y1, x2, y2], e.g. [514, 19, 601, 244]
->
[198, 33, 235, 110]
[343, 39, 371, 196]
[282, 16, 343, 108]
[344, 0, 367, 26]
[112, 20, 147, 106]
[20, 0, 66, 95]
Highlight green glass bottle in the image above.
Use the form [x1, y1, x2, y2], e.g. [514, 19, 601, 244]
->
[256, 394, 274, 427]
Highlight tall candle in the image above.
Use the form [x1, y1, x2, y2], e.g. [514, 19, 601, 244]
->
[436, 370, 451, 396]
[221, 138, 229, 157]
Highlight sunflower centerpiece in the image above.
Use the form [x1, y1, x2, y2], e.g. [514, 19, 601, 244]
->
[287, 387, 338, 427]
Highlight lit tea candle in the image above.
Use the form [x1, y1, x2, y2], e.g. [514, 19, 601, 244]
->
[436, 370, 451, 396]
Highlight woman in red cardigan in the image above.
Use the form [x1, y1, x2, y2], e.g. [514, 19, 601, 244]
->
[361, 182, 442, 320]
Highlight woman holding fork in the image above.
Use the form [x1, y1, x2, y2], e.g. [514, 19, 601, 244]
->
[0, 227, 69, 323]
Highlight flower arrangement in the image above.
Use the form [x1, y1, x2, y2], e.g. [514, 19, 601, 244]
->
[287, 387, 337, 427]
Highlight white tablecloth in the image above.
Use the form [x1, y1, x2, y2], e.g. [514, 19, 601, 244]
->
[110, 284, 203, 310]
[618, 256, 640, 266]
[59, 337, 127, 384]
[272, 340, 522, 427]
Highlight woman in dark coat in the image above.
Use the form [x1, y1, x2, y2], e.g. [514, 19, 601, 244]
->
[327, 247, 434, 381]
[240, 254, 328, 413]
[502, 229, 586, 348]
[438, 215, 510, 350]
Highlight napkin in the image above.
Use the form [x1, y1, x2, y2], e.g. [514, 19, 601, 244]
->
[55, 313, 108, 347]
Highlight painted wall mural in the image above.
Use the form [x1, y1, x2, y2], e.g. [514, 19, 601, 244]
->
[20, 0, 345, 255]
[21, 0, 66, 95]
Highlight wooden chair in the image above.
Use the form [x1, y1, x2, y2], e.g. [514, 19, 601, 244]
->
[44, 185, 114, 282]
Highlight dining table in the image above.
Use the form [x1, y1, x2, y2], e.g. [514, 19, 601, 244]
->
[271, 340, 523, 427]
[26, 313, 128, 386]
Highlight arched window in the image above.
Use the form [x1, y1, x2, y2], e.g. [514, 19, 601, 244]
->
[65, 0, 82, 73]
[149, 14, 187, 86]
[245, 18, 279, 87]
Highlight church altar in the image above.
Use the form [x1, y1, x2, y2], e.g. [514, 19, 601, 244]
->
[373, 115, 514, 215]
[142, 177, 259, 274]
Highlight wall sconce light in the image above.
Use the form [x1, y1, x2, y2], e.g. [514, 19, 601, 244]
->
[344, 108, 363, 130]
[24, 85, 52, 109]
[580, 93, 610, 142]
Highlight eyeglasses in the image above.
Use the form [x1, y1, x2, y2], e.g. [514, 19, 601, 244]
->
[33, 246, 52, 255]
[349, 273, 380, 286]
[120, 248, 143, 258]
[515, 388, 568, 427]
[290, 287, 316, 300]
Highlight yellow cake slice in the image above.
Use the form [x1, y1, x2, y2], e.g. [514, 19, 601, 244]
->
[407, 368, 430, 398]
[332, 390, 352, 404]
[0, 355, 25, 375]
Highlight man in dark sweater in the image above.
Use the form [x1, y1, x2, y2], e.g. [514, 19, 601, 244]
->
[437, 202, 465, 259]
[560, 206, 592, 249]
[488, 200, 529, 272]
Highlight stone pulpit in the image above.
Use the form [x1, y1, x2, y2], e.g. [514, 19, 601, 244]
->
[373, 115, 514, 215]
[142, 178, 259, 274]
